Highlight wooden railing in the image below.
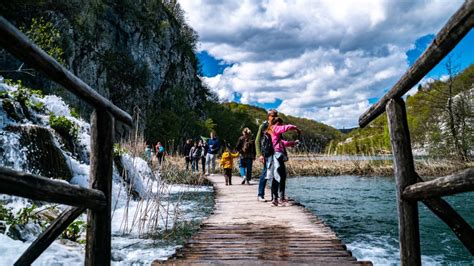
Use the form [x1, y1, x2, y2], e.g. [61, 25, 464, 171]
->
[359, 1, 474, 265]
[0, 16, 133, 265]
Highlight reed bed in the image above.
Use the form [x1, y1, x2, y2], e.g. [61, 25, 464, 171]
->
[112, 117, 212, 241]
[158, 153, 471, 180]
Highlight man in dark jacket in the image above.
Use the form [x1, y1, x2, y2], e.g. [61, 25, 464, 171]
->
[236, 127, 256, 185]
[206, 131, 220, 175]
[183, 139, 193, 171]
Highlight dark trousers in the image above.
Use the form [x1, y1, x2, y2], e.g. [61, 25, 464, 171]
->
[201, 157, 206, 174]
[271, 156, 287, 201]
[224, 168, 232, 185]
[157, 154, 164, 165]
[185, 157, 191, 170]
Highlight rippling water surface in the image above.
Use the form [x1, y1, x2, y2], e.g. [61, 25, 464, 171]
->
[286, 175, 474, 265]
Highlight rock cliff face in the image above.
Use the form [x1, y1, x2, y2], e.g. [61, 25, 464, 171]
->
[0, 0, 208, 139]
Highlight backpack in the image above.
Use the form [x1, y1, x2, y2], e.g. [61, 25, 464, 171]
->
[261, 132, 274, 157]
[241, 137, 253, 154]
[192, 147, 202, 158]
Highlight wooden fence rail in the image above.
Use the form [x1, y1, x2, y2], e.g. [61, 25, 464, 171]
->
[0, 167, 106, 210]
[0, 16, 133, 126]
[15, 206, 86, 265]
[0, 16, 129, 265]
[359, 1, 474, 265]
[359, 0, 474, 127]
[403, 168, 474, 200]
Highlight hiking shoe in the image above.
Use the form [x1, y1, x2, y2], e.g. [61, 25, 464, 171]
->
[271, 200, 278, 207]
[278, 199, 287, 207]
[258, 197, 266, 202]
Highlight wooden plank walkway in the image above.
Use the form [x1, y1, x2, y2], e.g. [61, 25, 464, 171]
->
[162, 174, 372, 265]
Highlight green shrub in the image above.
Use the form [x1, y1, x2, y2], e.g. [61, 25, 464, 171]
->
[70, 107, 80, 119]
[62, 220, 86, 242]
[23, 17, 65, 65]
[49, 114, 79, 140]
[0, 204, 14, 223]
[113, 143, 127, 157]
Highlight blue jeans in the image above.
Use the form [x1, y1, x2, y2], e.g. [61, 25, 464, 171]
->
[206, 153, 216, 174]
[191, 159, 199, 172]
[239, 157, 253, 181]
[258, 157, 268, 198]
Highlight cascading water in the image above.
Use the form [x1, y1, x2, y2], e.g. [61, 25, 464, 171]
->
[0, 77, 214, 265]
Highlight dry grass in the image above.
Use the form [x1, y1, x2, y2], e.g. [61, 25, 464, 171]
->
[159, 153, 471, 180]
[156, 156, 211, 186]
[245, 154, 471, 178]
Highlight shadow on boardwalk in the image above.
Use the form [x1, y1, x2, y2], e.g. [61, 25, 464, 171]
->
[156, 174, 372, 265]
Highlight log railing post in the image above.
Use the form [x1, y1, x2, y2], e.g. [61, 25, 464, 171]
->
[86, 110, 114, 266]
[386, 98, 421, 266]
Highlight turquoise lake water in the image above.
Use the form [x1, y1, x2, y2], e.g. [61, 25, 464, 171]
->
[286, 176, 473, 265]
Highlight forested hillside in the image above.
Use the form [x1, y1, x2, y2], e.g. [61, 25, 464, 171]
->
[330, 63, 473, 160]
[0, 0, 342, 153]
[0, 0, 209, 141]
[211, 102, 341, 152]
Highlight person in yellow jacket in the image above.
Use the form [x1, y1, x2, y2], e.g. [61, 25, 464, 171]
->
[220, 143, 240, 185]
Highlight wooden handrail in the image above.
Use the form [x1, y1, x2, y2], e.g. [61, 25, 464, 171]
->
[403, 168, 474, 200]
[419, 174, 474, 255]
[359, 0, 474, 127]
[0, 167, 106, 210]
[0, 16, 133, 126]
[15, 206, 86, 265]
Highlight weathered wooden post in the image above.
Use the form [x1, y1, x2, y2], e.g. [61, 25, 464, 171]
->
[386, 98, 421, 265]
[86, 110, 114, 266]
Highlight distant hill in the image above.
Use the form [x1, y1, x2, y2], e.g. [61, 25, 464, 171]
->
[329, 63, 473, 158]
[338, 128, 357, 134]
[212, 102, 341, 152]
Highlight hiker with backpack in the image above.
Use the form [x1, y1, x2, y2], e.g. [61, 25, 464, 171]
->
[155, 142, 166, 166]
[255, 109, 279, 202]
[206, 131, 221, 175]
[189, 140, 203, 173]
[266, 117, 300, 207]
[235, 127, 256, 185]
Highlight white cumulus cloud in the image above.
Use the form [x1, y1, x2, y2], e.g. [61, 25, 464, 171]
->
[179, 0, 464, 128]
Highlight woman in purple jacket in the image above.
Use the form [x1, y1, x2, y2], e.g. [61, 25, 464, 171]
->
[267, 117, 300, 206]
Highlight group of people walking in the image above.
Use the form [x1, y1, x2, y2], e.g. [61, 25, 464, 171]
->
[145, 141, 167, 165]
[182, 109, 300, 207]
[183, 131, 221, 176]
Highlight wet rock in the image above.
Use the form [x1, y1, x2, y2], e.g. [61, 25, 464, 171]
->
[114, 155, 141, 200]
[1, 98, 25, 121]
[112, 250, 126, 261]
[6, 125, 72, 180]
[0, 221, 6, 234]
[7, 223, 42, 242]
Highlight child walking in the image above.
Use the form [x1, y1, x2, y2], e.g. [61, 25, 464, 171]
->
[219, 143, 239, 185]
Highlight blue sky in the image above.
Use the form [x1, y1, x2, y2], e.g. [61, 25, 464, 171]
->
[200, 30, 474, 107]
[407, 30, 474, 79]
[201, 30, 474, 109]
[182, 0, 471, 128]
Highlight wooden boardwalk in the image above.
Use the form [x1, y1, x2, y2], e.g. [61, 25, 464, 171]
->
[163, 174, 371, 265]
